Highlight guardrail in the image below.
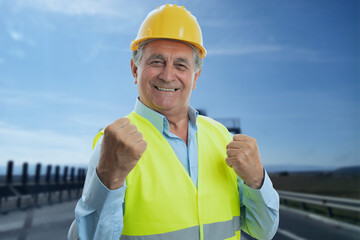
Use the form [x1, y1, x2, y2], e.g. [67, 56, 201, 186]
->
[278, 190, 360, 218]
[0, 160, 86, 213]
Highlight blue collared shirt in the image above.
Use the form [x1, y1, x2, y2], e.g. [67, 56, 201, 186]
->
[71, 99, 279, 240]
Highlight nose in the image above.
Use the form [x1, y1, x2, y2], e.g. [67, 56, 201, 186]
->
[159, 64, 175, 83]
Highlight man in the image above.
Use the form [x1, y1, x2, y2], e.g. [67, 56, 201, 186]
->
[68, 4, 279, 240]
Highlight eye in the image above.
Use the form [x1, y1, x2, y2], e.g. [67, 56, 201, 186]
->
[150, 60, 163, 66]
[176, 64, 187, 70]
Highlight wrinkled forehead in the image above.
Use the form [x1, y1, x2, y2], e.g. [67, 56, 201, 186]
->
[143, 39, 194, 57]
[142, 39, 196, 63]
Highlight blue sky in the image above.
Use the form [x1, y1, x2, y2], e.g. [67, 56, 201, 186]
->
[0, 0, 358, 171]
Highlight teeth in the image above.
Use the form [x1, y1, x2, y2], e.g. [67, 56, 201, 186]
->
[156, 87, 176, 92]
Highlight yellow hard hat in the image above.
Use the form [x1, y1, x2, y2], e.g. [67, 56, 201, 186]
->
[130, 4, 206, 58]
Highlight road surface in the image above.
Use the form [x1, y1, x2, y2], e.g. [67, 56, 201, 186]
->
[0, 201, 359, 240]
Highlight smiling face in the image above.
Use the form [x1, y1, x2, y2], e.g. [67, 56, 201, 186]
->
[131, 40, 201, 117]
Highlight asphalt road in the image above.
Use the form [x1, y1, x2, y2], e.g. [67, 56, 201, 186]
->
[272, 207, 360, 240]
[0, 200, 77, 240]
[0, 201, 359, 240]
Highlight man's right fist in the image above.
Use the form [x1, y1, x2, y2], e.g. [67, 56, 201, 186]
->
[97, 118, 147, 190]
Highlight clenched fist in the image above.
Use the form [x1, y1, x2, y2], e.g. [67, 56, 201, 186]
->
[226, 134, 264, 189]
[97, 118, 147, 190]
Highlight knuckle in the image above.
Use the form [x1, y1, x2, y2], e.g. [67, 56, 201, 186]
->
[243, 150, 250, 158]
[115, 132, 124, 142]
[114, 118, 130, 129]
[135, 130, 143, 138]
[129, 123, 138, 131]
[245, 142, 252, 149]
[250, 143, 257, 151]
[226, 149, 231, 156]
[233, 134, 241, 140]
[249, 141, 257, 151]
[141, 140, 147, 148]
[135, 140, 145, 149]
[123, 123, 135, 132]
[119, 117, 130, 125]
[104, 125, 118, 141]
[135, 143, 147, 158]
[134, 151, 142, 160]
[105, 123, 115, 134]
[248, 137, 256, 145]
[104, 125, 112, 136]
[127, 144, 137, 156]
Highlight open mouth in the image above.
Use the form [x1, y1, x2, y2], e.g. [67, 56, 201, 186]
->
[154, 86, 178, 92]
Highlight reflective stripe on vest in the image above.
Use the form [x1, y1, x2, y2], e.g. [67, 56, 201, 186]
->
[120, 216, 240, 240]
[120, 225, 198, 240]
[204, 216, 241, 240]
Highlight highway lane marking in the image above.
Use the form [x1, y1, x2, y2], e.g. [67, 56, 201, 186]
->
[277, 228, 307, 240]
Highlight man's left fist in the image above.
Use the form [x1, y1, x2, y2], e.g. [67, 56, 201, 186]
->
[226, 134, 264, 189]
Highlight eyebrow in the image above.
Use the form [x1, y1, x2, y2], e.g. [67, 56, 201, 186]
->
[146, 54, 165, 62]
[146, 54, 192, 67]
[174, 58, 191, 66]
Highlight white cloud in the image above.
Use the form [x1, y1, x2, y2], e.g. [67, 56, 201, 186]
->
[15, 0, 147, 18]
[0, 88, 127, 114]
[207, 44, 339, 63]
[83, 42, 129, 62]
[0, 123, 85, 149]
[0, 88, 88, 107]
[201, 19, 246, 28]
[207, 44, 282, 56]
[279, 47, 341, 63]
[0, 122, 92, 166]
[0, 88, 132, 166]
[6, 23, 36, 46]
[9, 29, 24, 41]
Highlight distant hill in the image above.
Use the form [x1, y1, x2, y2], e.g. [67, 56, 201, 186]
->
[333, 166, 360, 175]
[264, 164, 338, 173]
[265, 164, 360, 175]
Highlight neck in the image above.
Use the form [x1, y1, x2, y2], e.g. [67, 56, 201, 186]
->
[138, 99, 190, 144]
[160, 107, 189, 145]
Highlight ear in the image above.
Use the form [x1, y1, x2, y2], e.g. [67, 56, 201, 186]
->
[131, 59, 138, 84]
[192, 69, 201, 90]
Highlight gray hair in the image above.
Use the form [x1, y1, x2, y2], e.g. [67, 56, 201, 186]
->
[132, 39, 203, 72]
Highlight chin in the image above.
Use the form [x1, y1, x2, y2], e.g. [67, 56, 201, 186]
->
[154, 101, 178, 111]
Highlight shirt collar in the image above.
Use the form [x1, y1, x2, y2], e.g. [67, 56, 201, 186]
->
[134, 98, 198, 134]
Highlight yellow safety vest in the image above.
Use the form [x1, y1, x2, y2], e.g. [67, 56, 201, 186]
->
[94, 112, 240, 240]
